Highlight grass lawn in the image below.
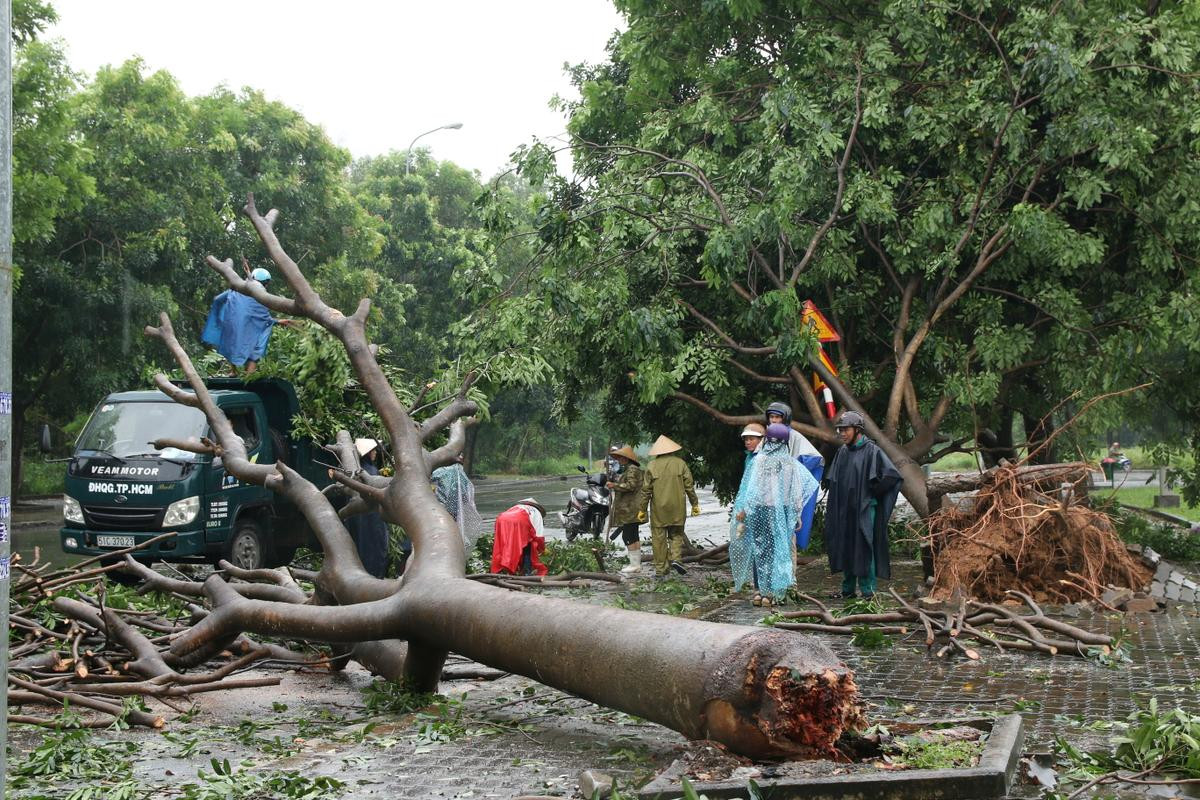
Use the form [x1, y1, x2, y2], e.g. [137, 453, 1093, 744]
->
[1096, 485, 1200, 522]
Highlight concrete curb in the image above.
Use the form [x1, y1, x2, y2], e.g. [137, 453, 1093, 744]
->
[636, 715, 1024, 800]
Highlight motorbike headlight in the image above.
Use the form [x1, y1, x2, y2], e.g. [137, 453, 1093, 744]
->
[163, 496, 200, 527]
[63, 494, 84, 524]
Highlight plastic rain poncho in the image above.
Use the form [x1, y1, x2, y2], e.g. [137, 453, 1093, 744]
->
[730, 439, 819, 599]
[431, 464, 483, 553]
[201, 290, 277, 367]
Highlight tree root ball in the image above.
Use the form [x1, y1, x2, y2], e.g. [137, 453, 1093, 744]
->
[927, 465, 1151, 603]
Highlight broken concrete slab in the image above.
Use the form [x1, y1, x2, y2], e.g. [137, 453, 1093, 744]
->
[1123, 597, 1161, 614]
[1101, 588, 1133, 607]
[637, 715, 1024, 800]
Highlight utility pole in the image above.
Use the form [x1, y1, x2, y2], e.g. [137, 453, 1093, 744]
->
[1, 0, 14, 792]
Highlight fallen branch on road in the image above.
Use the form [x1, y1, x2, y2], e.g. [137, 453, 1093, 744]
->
[769, 589, 1115, 660]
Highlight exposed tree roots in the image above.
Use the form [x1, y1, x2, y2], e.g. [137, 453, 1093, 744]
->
[924, 464, 1150, 603]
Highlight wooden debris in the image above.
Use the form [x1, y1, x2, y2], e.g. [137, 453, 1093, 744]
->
[770, 589, 1114, 659]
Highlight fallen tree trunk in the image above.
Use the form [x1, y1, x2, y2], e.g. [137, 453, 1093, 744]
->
[925, 461, 1091, 512]
[119, 194, 866, 759]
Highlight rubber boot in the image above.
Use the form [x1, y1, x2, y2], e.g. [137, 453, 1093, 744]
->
[621, 545, 642, 573]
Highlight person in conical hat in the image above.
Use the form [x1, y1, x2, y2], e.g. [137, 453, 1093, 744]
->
[605, 445, 645, 573]
[639, 435, 699, 577]
[647, 435, 682, 456]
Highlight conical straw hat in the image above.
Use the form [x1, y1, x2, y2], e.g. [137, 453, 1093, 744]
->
[648, 435, 682, 457]
[515, 497, 546, 515]
[612, 445, 640, 465]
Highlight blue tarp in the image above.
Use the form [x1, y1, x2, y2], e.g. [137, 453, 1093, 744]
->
[202, 290, 276, 367]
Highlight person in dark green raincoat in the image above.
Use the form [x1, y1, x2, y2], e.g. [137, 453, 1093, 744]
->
[638, 435, 700, 577]
[823, 411, 902, 599]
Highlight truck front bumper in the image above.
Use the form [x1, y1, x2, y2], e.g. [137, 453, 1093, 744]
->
[60, 527, 211, 561]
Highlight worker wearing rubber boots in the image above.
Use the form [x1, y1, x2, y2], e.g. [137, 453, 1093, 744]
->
[639, 435, 700, 578]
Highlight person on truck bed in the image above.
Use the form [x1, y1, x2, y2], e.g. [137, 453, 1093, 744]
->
[201, 267, 293, 374]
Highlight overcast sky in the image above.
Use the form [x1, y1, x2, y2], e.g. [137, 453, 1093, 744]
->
[45, 1, 626, 178]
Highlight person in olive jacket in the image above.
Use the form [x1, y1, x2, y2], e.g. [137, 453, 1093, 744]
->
[639, 435, 700, 577]
[606, 445, 645, 573]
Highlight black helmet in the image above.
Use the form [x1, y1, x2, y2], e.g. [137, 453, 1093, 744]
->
[765, 401, 792, 425]
[835, 410, 866, 430]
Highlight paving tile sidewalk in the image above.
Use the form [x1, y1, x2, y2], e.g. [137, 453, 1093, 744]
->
[12, 488, 1200, 799]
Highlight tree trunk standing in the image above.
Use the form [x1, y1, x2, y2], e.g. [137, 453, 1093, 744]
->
[461, 424, 477, 476]
[1023, 412, 1055, 465]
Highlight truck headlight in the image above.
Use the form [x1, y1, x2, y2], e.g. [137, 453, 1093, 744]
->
[163, 496, 200, 527]
[63, 494, 84, 524]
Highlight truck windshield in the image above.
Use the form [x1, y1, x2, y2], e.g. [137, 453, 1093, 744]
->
[76, 401, 208, 460]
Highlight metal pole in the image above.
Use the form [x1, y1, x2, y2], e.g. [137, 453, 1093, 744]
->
[404, 122, 463, 175]
[0, 0, 14, 792]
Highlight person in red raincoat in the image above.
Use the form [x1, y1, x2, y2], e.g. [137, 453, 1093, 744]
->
[491, 498, 548, 575]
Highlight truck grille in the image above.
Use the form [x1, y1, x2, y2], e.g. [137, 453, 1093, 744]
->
[83, 505, 162, 531]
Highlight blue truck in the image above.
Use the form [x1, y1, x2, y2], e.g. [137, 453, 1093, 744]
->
[59, 378, 330, 569]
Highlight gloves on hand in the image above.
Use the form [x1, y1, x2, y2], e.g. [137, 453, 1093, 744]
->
[691, 505, 701, 517]
[637, 511, 647, 523]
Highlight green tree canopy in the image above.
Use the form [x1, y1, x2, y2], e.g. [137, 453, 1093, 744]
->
[13, 55, 377, 485]
[468, 0, 1200, 510]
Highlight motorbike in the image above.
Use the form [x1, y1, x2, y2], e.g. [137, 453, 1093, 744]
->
[1101, 455, 1133, 473]
[559, 465, 612, 541]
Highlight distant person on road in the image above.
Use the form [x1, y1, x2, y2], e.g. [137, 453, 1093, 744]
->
[638, 435, 700, 578]
[491, 498, 548, 576]
[823, 411, 902, 600]
[730, 423, 818, 606]
[606, 446, 644, 574]
[201, 266, 293, 374]
[344, 438, 389, 579]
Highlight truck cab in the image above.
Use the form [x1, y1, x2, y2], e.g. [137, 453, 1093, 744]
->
[60, 379, 328, 569]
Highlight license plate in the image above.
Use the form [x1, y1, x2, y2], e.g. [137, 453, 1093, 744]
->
[96, 535, 136, 549]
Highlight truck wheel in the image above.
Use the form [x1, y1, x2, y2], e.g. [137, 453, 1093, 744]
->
[228, 519, 268, 570]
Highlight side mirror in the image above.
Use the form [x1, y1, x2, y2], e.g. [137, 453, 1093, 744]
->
[577, 465, 588, 474]
[39, 424, 51, 454]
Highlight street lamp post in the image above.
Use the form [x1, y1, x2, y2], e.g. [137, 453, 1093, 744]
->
[405, 122, 463, 175]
